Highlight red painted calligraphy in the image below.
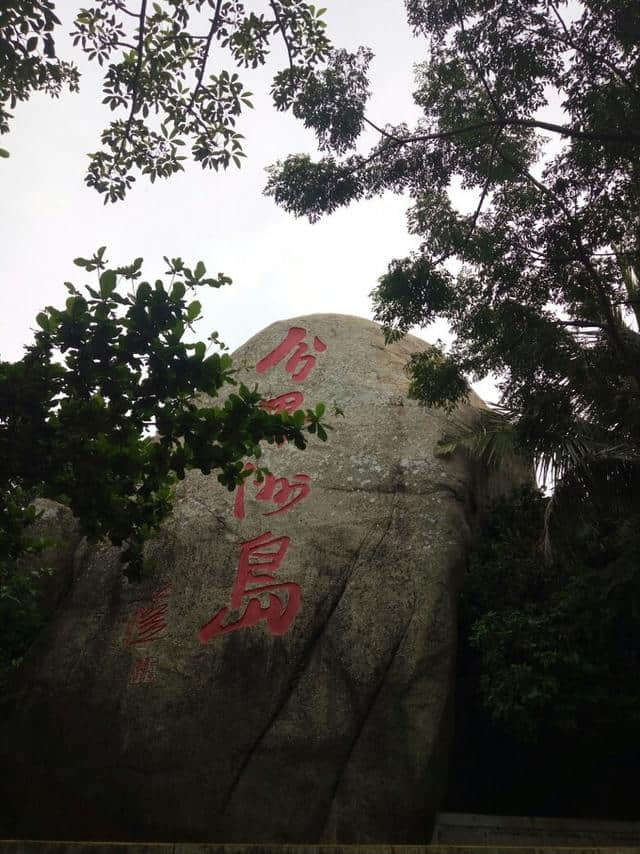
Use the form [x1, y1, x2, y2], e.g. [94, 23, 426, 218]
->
[128, 656, 158, 685]
[256, 327, 327, 382]
[124, 584, 172, 646]
[260, 391, 305, 415]
[197, 327, 328, 644]
[198, 531, 301, 641]
[234, 464, 311, 520]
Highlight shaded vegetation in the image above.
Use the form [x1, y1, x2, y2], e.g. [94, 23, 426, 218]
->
[447, 485, 640, 818]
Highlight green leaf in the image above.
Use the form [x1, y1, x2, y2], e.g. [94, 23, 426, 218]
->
[35, 312, 50, 331]
[187, 300, 201, 322]
[0, 148, 9, 159]
[136, 282, 152, 300]
[171, 281, 186, 301]
[194, 261, 205, 280]
[99, 269, 117, 297]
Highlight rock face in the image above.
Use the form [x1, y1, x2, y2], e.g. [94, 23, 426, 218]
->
[17, 500, 84, 617]
[1, 314, 502, 843]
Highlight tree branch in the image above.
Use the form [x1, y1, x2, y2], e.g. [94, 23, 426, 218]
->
[429, 127, 502, 267]
[505, 238, 639, 264]
[114, 1, 139, 18]
[188, 0, 224, 111]
[557, 320, 607, 328]
[160, 33, 209, 43]
[410, 118, 639, 146]
[359, 114, 640, 157]
[115, 0, 147, 164]
[496, 147, 640, 386]
[337, 133, 407, 181]
[363, 116, 400, 139]
[340, 115, 638, 190]
[363, 117, 639, 148]
[460, 127, 502, 252]
[454, 1, 504, 119]
[269, 0, 294, 72]
[548, 2, 638, 96]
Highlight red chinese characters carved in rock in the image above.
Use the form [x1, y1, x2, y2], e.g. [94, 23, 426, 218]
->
[198, 531, 301, 641]
[256, 326, 326, 383]
[124, 584, 172, 647]
[197, 327, 326, 643]
[260, 390, 304, 415]
[234, 463, 311, 520]
[128, 656, 158, 685]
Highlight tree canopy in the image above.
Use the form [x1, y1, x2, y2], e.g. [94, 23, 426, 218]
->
[446, 484, 640, 819]
[458, 486, 640, 742]
[267, 0, 640, 530]
[0, 0, 371, 201]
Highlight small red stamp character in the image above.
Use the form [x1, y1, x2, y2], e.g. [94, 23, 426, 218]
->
[234, 464, 311, 520]
[129, 656, 158, 685]
[256, 327, 327, 382]
[260, 390, 304, 415]
[198, 531, 301, 641]
[124, 584, 172, 647]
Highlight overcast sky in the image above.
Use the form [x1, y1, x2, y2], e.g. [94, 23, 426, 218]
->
[0, 1, 499, 402]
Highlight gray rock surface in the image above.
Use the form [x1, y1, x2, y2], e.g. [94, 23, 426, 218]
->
[0, 314, 514, 843]
[18, 499, 84, 616]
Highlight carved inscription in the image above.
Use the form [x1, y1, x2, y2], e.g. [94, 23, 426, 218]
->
[198, 532, 301, 640]
[234, 463, 311, 520]
[256, 326, 327, 382]
[125, 584, 172, 686]
[129, 656, 159, 685]
[125, 584, 172, 646]
[199, 325, 327, 642]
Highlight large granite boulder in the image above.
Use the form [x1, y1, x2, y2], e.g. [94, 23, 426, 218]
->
[0, 314, 511, 843]
[15, 500, 84, 616]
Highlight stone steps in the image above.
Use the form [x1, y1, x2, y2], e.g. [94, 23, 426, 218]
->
[432, 813, 640, 847]
[2, 845, 640, 854]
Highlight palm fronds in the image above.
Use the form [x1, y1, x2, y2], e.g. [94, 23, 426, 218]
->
[437, 403, 640, 557]
[436, 405, 521, 469]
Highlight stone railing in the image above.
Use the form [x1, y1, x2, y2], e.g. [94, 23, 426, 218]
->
[432, 812, 640, 846]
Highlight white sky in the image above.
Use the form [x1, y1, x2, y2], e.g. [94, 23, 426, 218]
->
[0, 0, 499, 403]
